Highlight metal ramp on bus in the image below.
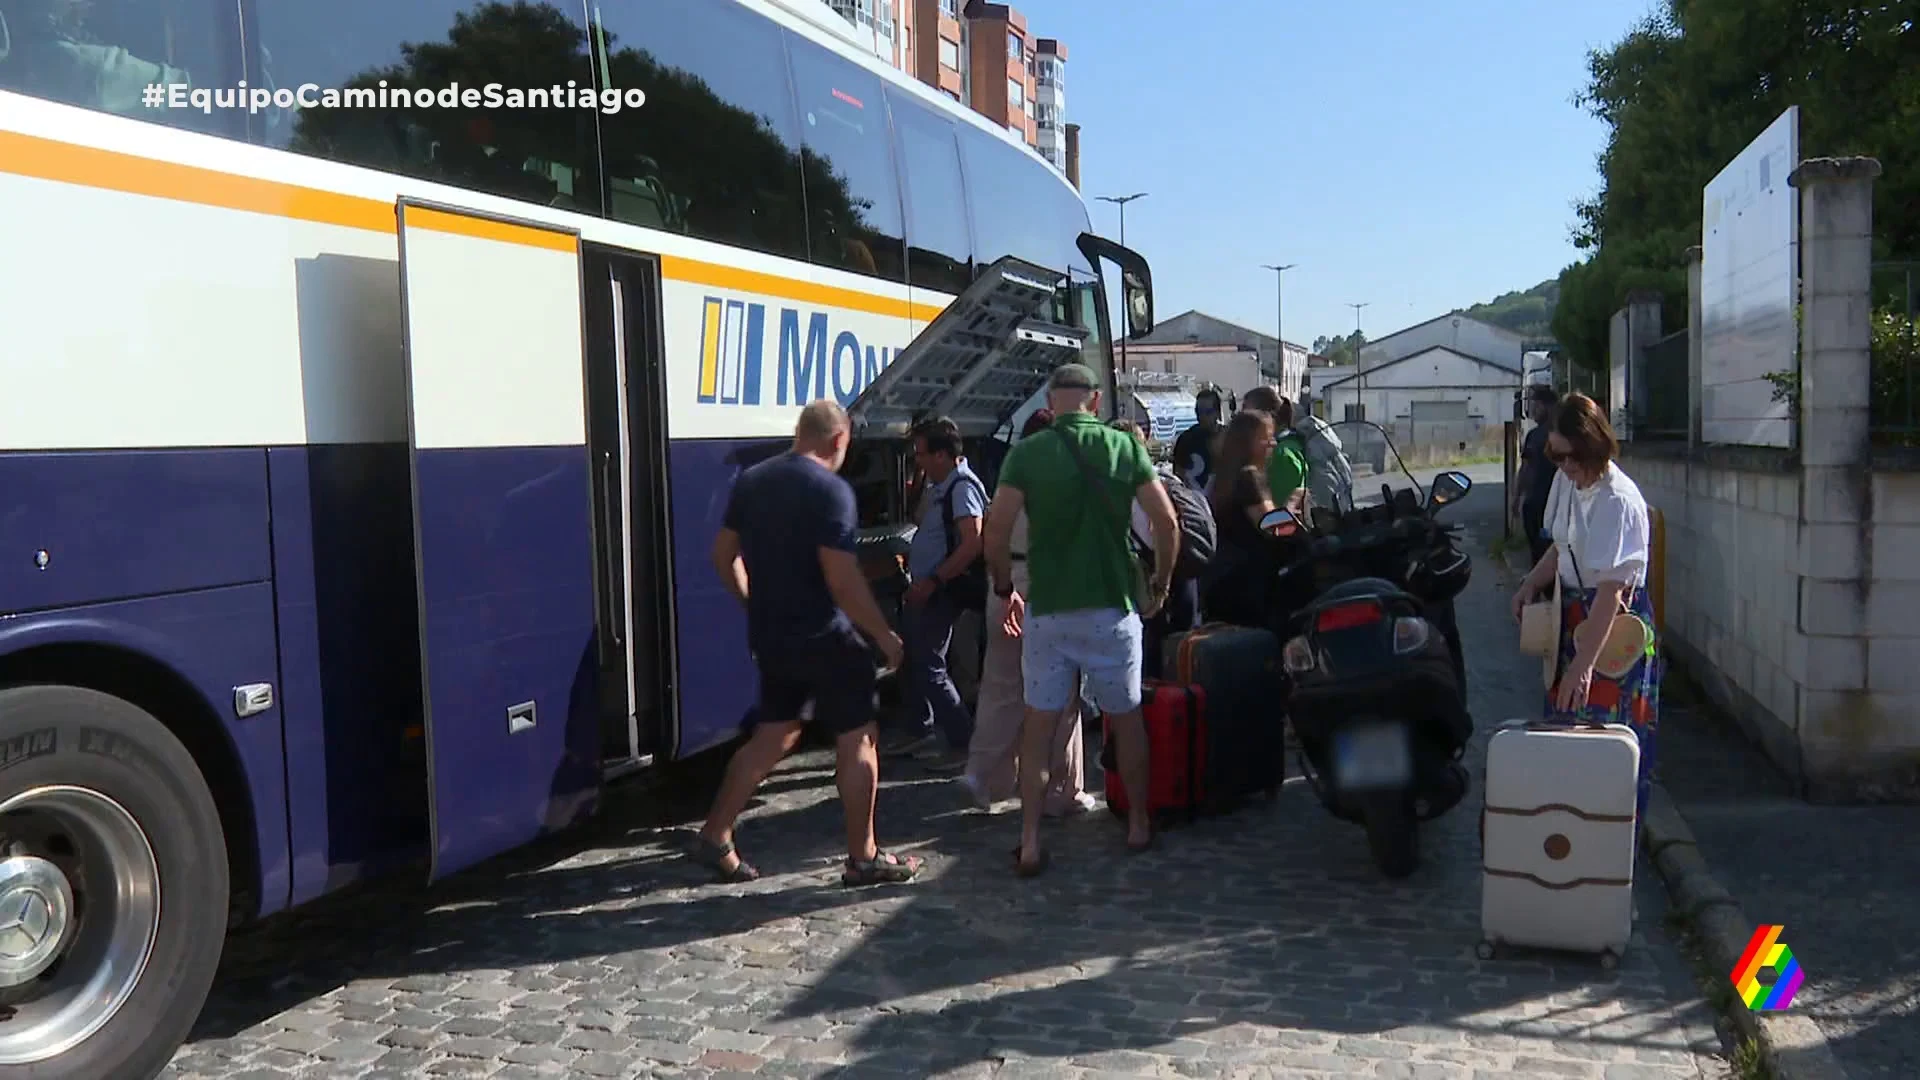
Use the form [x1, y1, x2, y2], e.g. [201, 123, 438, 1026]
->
[848, 256, 1089, 439]
[394, 198, 602, 882]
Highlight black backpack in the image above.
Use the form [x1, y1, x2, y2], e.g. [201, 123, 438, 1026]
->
[1133, 473, 1216, 583]
[940, 472, 989, 611]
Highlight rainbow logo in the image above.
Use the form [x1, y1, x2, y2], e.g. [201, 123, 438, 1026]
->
[1729, 924, 1804, 1011]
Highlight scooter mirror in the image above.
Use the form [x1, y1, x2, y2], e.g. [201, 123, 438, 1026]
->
[1259, 508, 1299, 535]
[1429, 471, 1472, 507]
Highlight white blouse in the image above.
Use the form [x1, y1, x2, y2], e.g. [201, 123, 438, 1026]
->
[1545, 463, 1651, 590]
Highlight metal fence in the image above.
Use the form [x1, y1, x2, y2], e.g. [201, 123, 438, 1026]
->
[1635, 329, 1689, 437]
[1872, 261, 1919, 444]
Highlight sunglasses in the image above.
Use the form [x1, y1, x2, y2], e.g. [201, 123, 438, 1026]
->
[1547, 447, 1571, 464]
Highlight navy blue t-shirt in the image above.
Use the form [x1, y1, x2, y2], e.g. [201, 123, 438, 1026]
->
[1521, 424, 1554, 512]
[723, 451, 858, 658]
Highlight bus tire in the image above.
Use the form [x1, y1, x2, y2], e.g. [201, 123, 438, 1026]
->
[0, 685, 228, 1080]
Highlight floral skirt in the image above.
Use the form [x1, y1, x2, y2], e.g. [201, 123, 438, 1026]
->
[1541, 585, 1660, 818]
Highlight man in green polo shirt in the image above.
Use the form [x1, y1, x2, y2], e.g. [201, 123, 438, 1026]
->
[983, 363, 1180, 876]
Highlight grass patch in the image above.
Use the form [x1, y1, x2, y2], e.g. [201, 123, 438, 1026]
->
[1487, 533, 1520, 562]
[1662, 908, 1775, 1079]
[1730, 1036, 1774, 1080]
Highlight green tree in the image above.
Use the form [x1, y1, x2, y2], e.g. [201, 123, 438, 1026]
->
[1311, 331, 1367, 367]
[1458, 279, 1559, 339]
[287, 1, 869, 252]
[1553, 0, 1920, 389]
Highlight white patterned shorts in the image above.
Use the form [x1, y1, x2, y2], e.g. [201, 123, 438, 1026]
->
[1021, 607, 1143, 715]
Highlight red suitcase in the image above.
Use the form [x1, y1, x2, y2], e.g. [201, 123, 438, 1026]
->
[1104, 681, 1207, 818]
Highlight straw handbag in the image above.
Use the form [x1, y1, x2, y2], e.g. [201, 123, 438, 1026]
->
[1516, 560, 1562, 689]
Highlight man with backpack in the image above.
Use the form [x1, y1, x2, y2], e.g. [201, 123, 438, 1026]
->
[887, 416, 985, 772]
[1111, 420, 1211, 679]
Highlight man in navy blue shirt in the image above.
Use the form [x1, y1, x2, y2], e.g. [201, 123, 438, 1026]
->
[693, 401, 923, 888]
[1511, 385, 1559, 565]
[884, 416, 985, 771]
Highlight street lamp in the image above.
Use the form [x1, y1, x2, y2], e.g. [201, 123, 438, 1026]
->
[1349, 302, 1370, 418]
[1261, 263, 1295, 393]
[1097, 192, 1148, 374]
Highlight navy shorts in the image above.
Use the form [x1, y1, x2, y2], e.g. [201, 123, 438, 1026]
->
[754, 627, 878, 737]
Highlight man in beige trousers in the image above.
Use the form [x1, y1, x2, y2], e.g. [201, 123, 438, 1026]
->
[958, 409, 1095, 815]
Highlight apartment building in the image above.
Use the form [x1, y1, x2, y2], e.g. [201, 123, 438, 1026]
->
[819, 0, 1072, 177]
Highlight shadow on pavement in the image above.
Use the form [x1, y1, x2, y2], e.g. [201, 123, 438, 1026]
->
[1657, 675, 1920, 1079]
[178, 482, 1725, 1077]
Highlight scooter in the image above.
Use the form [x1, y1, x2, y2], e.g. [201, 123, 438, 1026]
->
[1261, 426, 1476, 878]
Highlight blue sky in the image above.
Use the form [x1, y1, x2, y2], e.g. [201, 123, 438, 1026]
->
[1012, 0, 1659, 350]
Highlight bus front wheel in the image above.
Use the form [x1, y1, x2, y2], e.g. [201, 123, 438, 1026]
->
[0, 685, 229, 1080]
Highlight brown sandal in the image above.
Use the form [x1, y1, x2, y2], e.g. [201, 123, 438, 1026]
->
[693, 836, 759, 883]
[843, 850, 923, 886]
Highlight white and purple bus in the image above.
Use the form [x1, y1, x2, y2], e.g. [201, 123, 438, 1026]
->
[0, 0, 1152, 1074]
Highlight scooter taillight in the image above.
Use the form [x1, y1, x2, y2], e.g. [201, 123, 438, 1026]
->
[1315, 601, 1383, 632]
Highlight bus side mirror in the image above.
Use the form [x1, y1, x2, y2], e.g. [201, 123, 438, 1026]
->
[1077, 233, 1155, 339]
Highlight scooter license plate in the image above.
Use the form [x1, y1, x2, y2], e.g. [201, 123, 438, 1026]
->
[1333, 723, 1411, 791]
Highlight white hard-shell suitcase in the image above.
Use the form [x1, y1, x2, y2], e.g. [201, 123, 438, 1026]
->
[1479, 719, 1639, 967]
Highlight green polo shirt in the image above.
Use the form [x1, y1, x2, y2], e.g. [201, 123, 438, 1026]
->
[1268, 433, 1308, 505]
[997, 412, 1156, 617]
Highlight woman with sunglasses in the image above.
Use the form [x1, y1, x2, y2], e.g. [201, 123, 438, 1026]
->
[1507, 392, 1661, 816]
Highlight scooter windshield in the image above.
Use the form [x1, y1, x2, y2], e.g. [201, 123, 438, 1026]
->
[1319, 419, 1425, 514]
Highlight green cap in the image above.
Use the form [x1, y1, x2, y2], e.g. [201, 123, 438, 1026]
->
[1048, 363, 1100, 390]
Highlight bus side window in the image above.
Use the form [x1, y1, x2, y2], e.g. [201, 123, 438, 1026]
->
[244, 0, 602, 215]
[956, 124, 1069, 272]
[0, 0, 241, 138]
[782, 31, 906, 284]
[596, 0, 809, 262]
[888, 88, 972, 297]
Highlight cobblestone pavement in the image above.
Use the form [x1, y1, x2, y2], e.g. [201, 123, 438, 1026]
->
[162, 517, 1736, 1079]
[1658, 688, 1920, 1078]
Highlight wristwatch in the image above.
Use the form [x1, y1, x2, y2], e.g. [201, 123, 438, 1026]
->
[994, 582, 1014, 598]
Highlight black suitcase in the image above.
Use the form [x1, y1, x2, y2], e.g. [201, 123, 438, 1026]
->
[1165, 623, 1288, 815]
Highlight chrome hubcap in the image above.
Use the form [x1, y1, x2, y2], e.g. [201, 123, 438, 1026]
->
[0, 786, 161, 1065]
[0, 856, 73, 986]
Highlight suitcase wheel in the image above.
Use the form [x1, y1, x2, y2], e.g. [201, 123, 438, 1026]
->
[1599, 949, 1620, 971]
[1476, 940, 1497, 961]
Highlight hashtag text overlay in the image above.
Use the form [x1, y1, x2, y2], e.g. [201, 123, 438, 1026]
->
[142, 81, 647, 115]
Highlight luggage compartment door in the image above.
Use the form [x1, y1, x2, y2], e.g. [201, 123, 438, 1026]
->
[396, 199, 601, 881]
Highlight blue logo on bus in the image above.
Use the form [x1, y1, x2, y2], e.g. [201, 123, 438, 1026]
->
[696, 296, 901, 407]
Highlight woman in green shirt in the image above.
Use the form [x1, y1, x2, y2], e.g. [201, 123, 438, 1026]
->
[1241, 387, 1309, 513]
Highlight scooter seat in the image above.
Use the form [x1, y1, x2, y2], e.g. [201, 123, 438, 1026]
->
[1314, 577, 1408, 606]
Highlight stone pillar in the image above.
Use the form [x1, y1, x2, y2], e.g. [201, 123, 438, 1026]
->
[1686, 246, 1704, 448]
[1787, 156, 1886, 799]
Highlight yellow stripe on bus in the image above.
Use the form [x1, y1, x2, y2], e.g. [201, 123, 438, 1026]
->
[0, 127, 932, 316]
[698, 297, 724, 400]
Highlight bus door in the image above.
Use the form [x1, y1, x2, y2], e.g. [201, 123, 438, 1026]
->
[580, 246, 675, 771]
[395, 199, 603, 882]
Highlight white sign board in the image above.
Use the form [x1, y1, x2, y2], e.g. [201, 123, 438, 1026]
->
[1700, 106, 1799, 447]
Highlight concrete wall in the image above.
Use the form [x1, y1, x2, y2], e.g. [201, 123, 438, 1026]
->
[1622, 449, 1920, 799]
[1616, 157, 1920, 802]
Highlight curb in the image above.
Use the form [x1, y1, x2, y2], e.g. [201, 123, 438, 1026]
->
[1488, 539, 1851, 1079]
[1639, 785, 1851, 1080]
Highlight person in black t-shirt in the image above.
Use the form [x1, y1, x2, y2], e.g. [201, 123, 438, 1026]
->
[692, 401, 923, 888]
[1512, 385, 1560, 565]
[1171, 386, 1224, 492]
